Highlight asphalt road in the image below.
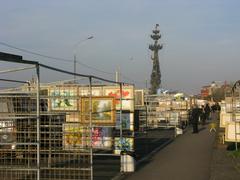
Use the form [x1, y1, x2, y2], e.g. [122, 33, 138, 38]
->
[125, 126, 215, 180]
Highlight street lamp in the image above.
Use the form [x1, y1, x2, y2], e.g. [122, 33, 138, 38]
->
[73, 36, 94, 81]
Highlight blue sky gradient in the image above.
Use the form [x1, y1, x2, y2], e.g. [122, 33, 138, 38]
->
[1, 0, 240, 94]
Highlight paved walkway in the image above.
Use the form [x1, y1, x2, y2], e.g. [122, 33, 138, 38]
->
[125, 126, 215, 180]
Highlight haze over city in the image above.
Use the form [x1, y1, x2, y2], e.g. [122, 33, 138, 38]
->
[1, 0, 240, 94]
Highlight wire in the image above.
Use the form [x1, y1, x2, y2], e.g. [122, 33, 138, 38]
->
[0, 41, 144, 86]
[0, 41, 115, 75]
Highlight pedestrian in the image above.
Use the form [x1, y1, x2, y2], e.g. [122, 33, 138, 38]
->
[200, 105, 206, 125]
[215, 102, 221, 120]
[211, 103, 217, 121]
[204, 103, 211, 121]
[191, 105, 202, 133]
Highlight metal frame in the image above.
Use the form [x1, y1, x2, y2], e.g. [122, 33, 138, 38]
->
[231, 80, 240, 150]
[0, 52, 134, 180]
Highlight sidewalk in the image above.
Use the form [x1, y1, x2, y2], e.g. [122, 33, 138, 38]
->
[125, 126, 215, 180]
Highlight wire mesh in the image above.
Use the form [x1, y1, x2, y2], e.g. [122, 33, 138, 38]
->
[0, 84, 92, 180]
[0, 57, 135, 180]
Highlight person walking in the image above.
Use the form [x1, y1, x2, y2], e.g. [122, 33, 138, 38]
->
[200, 105, 206, 125]
[204, 103, 211, 121]
[191, 105, 202, 133]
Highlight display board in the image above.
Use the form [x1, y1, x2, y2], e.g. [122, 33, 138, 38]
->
[92, 127, 113, 149]
[0, 120, 16, 144]
[225, 122, 240, 142]
[63, 123, 88, 150]
[157, 100, 171, 111]
[63, 124, 113, 150]
[134, 89, 144, 106]
[79, 87, 103, 97]
[220, 112, 232, 128]
[66, 112, 80, 122]
[116, 113, 134, 131]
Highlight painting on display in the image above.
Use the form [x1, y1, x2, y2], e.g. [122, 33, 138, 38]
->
[81, 97, 116, 125]
[63, 123, 89, 150]
[116, 113, 134, 131]
[49, 87, 78, 111]
[225, 122, 240, 142]
[79, 87, 103, 97]
[114, 137, 134, 154]
[0, 120, 16, 147]
[104, 86, 134, 111]
[66, 112, 80, 122]
[92, 127, 113, 149]
[134, 90, 144, 106]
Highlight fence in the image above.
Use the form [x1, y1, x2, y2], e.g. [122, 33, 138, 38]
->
[0, 53, 134, 180]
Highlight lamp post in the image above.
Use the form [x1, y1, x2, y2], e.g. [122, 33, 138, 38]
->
[73, 36, 94, 81]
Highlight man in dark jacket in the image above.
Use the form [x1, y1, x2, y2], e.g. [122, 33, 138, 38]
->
[204, 103, 211, 121]
[191, 105, 202, 133]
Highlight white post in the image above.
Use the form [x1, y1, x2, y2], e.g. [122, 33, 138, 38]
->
[89, 77, 93, 180]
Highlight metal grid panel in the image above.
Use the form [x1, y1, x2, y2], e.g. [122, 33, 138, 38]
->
[0, 87, 92, 180]
[0, 95, 39, 180]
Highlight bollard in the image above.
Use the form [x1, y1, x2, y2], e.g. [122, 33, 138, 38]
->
[120, 151, 135, 172]
[175, 127, 183, 135]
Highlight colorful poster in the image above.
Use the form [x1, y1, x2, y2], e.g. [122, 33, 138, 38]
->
[116, 113, 134, 131]
[81, 97, 116, 125]
[114, 137, 134, 154]
[104, 86, 134, 111]
[49, 87, 78, 111]
[92, 127, 113, 149]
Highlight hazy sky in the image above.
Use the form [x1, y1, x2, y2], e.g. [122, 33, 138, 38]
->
[1, 0, 240, 94]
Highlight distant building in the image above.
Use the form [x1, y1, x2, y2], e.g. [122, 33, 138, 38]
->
[201, 85, 211, 98]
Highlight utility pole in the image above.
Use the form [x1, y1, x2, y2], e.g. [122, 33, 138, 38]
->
[115, 67, 120, 83]
[149, 24, 163, 94]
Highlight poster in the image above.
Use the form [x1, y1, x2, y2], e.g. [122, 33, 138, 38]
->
[104, 86, 134, 111]
[116, 113, 134, 131]
[49, 87, 78, 111]
[81, 97, 116, 125]
[92, 127, 113, 149]
[114, 137, 134, 154]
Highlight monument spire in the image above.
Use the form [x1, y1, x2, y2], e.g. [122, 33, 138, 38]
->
[149, 24, 163, 94]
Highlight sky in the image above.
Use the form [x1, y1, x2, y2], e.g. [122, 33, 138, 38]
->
[0, 0, 240, 94]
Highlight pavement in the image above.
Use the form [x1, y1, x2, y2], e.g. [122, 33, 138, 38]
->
[210, 147, 240, 180]
[124, 125, 215, 180]
[94, 129, 174, 180]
